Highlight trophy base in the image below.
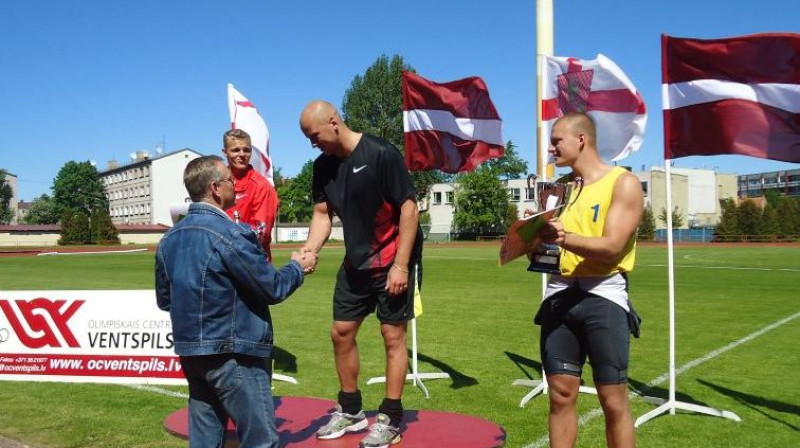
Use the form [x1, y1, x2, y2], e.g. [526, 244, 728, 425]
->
[527, 244, 561, 274]
[527, 257, 561, 274]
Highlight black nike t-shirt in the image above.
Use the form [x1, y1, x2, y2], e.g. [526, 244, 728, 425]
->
[312, 134, 423, 271]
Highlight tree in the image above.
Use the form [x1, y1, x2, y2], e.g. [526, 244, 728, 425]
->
[737, 199, 762, 240]
[24, 194, 60, 224]
[658, 206, 685, 228]
[775, 195, 800, 238]
[341, 54, 445, 202]
[637, 206, 656, 241]
[715, 198, 739, 242]
[486, 141, 528, 180]
[277, 160, 314, 223]
[272, 167, 284, 188]
[52, 161, 108, 217]
[764, 189, 781, 208]
[451, 165, 508, 236]
[59, 208, 90, 245]
[91, 206, 120, 245]
[504, 203, 519, 232]
[760, 202, 780, 241]
[0, 169, 13, 224]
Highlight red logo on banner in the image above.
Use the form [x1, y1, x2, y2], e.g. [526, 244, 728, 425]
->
[0, 298, 84, 348]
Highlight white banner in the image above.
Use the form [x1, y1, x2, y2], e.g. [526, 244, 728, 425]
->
[0, 291, 185, 385]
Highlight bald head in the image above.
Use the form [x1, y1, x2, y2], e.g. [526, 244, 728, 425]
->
[300, 100, 340, 127]
[300, 100, 358, 157]
[555, 112, 596, 145]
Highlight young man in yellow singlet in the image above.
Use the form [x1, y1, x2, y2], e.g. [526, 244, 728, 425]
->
[536, 112, 643, 448]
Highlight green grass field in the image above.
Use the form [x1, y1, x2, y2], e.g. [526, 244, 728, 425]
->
[1, 243, 799, 447]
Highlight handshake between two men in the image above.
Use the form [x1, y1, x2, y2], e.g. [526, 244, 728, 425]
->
[293, 247, 318, 275]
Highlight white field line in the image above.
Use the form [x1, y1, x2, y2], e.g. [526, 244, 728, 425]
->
[640, 263, 800, 272]
[425, 255, 800, 272]
[36, 248, 148, 256]
[523, 310, 800, 448]
[122, 383, 188, 399]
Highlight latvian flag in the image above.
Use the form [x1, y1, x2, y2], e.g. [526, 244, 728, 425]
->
[663, 33, 800, 162]
[402, 71, 504, 173]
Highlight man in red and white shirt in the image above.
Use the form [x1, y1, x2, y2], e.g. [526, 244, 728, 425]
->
[222, 129, 279, 261]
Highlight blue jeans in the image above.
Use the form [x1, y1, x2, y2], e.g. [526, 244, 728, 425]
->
[180, 354, 278, 448]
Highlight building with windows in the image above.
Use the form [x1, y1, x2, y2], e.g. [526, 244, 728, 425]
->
[100, 149, 202, 226]
[1, 171, 19, 224]
[737, 168, 800, 198]
[424, 178, 537, 237]
[423, 167, 738, 237]
[633, 167, 737, 229]
[16, 200, 31, 224]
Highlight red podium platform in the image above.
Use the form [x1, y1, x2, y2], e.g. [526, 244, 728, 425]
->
[164, 396, 505, 447]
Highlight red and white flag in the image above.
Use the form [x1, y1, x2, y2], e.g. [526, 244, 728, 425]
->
[542, 54, 647, 163]
[662, 33, 800, 162]
[227, 84, 274, 185]
[403, 71, 504, 173]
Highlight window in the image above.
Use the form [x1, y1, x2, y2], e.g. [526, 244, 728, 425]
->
[433, 192, 442, 205]
[446, 191, 454, 204]
[525, 187, 536, 201]
[641, 181, 649, 195]
[508, 188, 521, 201]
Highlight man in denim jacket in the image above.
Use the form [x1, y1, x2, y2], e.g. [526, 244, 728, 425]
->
[156, 155, 316, 448]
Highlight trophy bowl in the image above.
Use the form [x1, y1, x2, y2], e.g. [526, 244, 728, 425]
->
[525, 175, 583, 274]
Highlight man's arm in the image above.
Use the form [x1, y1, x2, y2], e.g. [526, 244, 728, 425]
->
[386, 198, 419, 296]
[544, 172, 643, 260]
[223, 230, 314, 306]
[302, 201, 333, 254]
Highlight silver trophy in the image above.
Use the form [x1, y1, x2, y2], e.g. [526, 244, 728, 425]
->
[525, 174, 583, 274]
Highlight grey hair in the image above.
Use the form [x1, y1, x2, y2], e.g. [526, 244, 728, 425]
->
[183, 155, 225, 202]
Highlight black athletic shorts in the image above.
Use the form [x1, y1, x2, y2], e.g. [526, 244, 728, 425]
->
[538, 288, 631, 384]
[333, 263, 417, 324]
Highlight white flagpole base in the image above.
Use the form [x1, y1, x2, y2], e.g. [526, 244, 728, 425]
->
[635, 398, 741, 427]
[512, 377, 597, 408]
[366, 318, 450, 398]
[366, 372, 451, 399]
[272, 373, 298, 385]
[512, 379, 547, 407]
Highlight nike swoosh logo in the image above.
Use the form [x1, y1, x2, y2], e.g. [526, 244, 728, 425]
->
[236, 194, 247, 200]
[352, 165, 368, 174]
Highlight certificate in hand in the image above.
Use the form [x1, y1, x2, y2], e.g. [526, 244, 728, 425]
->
[498, 206, 561, 266]
[169, 202, 190, 225]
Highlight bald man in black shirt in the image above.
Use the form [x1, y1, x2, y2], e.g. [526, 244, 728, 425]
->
[300, 100, 422, 448]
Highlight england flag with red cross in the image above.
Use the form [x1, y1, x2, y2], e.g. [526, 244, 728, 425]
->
[541, 54, 647, 164]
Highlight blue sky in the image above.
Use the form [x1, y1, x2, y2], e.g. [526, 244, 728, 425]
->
[2, 0, 798, 201]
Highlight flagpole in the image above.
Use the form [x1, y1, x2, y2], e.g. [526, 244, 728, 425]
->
[514, 0, 584, 407]
[536, 0, 553, 179]
[636, 42, 740, 425]
[536, 0, 553, 396]
[635, 164, 741, 426]
[367, 264, 450, 398]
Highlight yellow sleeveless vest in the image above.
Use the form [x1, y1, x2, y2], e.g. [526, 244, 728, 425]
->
[559, 166, 636, 277]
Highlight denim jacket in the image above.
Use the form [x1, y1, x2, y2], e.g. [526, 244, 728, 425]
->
[155, 202, 304, 358]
